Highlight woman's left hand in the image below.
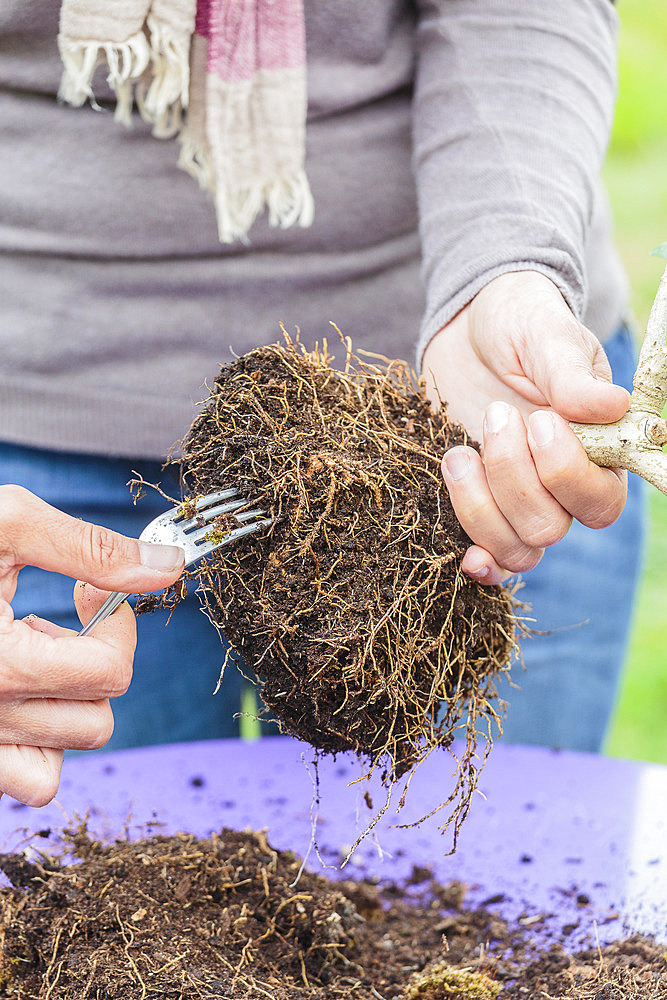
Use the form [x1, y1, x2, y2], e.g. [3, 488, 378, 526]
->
[422, 271, 629, 584]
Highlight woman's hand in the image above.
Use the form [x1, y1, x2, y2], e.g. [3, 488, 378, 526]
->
[0, 486, 184, 806]
[422, 271, 630, 584]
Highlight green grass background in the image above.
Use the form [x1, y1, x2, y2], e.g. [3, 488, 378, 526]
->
[603, 0, 667, 763]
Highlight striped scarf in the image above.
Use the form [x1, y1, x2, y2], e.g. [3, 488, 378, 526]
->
[58, 0, 313, 243]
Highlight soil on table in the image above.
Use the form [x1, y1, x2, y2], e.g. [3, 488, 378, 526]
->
[0, 826, 664, 1000]
[155, 337, 521, 846]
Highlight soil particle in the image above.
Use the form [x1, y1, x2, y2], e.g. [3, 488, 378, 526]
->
[0, 828, 664, 1000]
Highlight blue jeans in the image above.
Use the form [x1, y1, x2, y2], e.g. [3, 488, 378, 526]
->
[1, 325, 645, 753]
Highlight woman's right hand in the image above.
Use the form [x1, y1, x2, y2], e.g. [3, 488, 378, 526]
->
[0, 485, 185, 807]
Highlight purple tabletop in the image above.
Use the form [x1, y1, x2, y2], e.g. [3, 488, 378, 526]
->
[1, 737, 665, 948]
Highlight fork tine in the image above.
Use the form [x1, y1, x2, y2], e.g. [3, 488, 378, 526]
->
[178, 498, 248, 533]
[173, 488, 239, 522]
[190, 509, 270, 547]
[195, 488, 239, 507]
[201, 516, 274, 549]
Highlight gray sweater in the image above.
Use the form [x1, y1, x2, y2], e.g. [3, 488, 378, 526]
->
[0, 0, 628, 459]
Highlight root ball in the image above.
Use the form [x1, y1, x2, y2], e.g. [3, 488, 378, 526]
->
[178, 336, 519, 842]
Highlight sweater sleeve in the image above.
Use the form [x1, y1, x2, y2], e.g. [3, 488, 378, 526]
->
[412, 0, 619, 363]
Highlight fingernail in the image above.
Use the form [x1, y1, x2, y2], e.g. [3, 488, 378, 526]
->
[467, 563, 490, 582]
[530, 410, 555, 447]
[463, 548, 491, 581]
[139, 541, 185, 572]
[484, 401, 510, 435]
[465, 559, 509, 586]
[443, 449, 471, 482]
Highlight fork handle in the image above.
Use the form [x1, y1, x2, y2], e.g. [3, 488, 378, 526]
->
[77, 591, 129, 637]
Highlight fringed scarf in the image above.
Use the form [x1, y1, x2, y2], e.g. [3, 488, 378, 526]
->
[58, 0, 314, 244]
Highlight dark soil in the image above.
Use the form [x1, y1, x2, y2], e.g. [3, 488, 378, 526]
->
[164, 337, 521, 847]
[1, 827, 664, 999]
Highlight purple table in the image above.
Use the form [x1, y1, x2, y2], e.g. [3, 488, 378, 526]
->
[1, 738, 665, 947]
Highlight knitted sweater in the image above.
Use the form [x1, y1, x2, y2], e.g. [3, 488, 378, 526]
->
[0, 0, 628, 459]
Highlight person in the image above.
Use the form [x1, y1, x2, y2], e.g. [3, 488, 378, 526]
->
[0, 0, 645, 805]
[0, 486, 184, 805]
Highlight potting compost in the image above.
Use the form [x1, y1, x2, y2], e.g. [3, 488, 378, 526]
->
[0, 826, 664, 999]
[154, 337, 520, 842]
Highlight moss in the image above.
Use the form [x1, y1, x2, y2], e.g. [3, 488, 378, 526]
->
[404, 963, 501, 999]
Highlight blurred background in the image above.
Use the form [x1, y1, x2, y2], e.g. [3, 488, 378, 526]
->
[604, 0, 667, 763]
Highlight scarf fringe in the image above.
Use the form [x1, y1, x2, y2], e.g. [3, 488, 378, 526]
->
[215, 170, 315, 245]
[141, 13, 190, 138]
[178, 128, 216, 192]
[58, 32, 151, 126]
[58, 18, 188, 135]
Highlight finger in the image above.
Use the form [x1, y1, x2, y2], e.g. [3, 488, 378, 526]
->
[73, 585, 137, 669]
[0, 485, 184, 592]
[0, 744, 64, 807]
[0, 698, 114, 751]
[482, 401, 572, 549]
[441, 446, 544, 574]
[528, 411, 627, 528]
[0, 612, 135, 701]
[22, 586, 135, 639]
[460, 545, 510, 586]
[73, 580, 132, 631]
[22, 614, 70, 640]
[23, 584, 138, 650]
[521, 318, 630, 424]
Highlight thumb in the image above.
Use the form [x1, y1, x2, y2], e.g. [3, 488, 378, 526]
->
[2, 487, 184, 593]
[527, 324, 630, 424]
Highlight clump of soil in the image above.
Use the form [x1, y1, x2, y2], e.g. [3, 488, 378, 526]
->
[1, 827, 664, 999]
[167, 336, 519, 844]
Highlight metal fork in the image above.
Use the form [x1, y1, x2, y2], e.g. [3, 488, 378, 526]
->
[78, 489, 272, 637]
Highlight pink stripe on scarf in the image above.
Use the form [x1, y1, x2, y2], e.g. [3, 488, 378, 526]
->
[195, 0, 212, 37]
[199, 0, 306, 82]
